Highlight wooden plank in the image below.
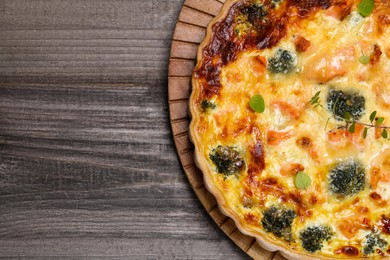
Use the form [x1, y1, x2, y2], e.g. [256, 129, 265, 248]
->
[230, 229, 256, 252]
[178, 148, 195, 167]
[194, 186, 217, 212]
[184, 0, 223, 16]
[171, 118, 190, 136]
[173, 22, 206, 43]
[209, 207, 229, 226]
[248, 243, 277, 260]
[170, 40, 198, 60]
[168, 59, 195, 77]
[183, 165, 204, 190]
[0, 238, 247, 258]
[272, 252, 288, 260]
[220, 218, 237, 235]
[168, 76, 192, 100]
[179, 6, 214, 28]
[169, 101, 189, 121]
[173, 133, 193, 155]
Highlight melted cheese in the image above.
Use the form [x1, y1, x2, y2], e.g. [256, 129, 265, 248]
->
[192, 1, 390, 258]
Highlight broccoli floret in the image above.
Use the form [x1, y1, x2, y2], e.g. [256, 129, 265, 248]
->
[326, 88, 365, 120]
[268, 49, 296, 74]
[328, 159, 366, 196]
[261, 206, 296, 242]
[200, 100, 216, 112]
[239, 3, 268, 30]
[209, 146, 245, 176]
[300, 226, 333, 253]
[363, 233, 388, 255]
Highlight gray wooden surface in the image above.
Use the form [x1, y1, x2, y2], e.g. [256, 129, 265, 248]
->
[0, 0, 250, 259]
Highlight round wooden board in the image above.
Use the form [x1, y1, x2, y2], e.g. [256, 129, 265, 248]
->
[168, 0, 286, 259]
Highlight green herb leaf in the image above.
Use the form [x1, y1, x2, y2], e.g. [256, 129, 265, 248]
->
[344, 112, 352, 122]
[359, 55, 370, 65]
[295, 171, 311, 190]
[349, 122, 356, 133]
[309, 91, 321, 105]
[376, 117, 385, 126]
[358, 0, 375, 17]
[370, 111, 377, 123]
[382, 129, 388, 139]
[363, 127, 368, 139]
[311, 97, 319, 105]
[250, 95, 265, 113]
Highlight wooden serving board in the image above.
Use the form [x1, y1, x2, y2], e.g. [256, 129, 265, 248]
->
[168, 0, 286, 259]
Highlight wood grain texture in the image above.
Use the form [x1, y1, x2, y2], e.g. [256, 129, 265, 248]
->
[0, 0, 250, 259]
[168, 1, 286, 259]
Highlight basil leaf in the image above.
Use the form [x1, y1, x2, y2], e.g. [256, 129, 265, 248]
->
[358, 0, 375, 17]
[250, 95, 265, 113]
[295, 171, 311, 190]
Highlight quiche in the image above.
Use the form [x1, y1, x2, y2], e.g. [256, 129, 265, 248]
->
[189, 0, 390, 258]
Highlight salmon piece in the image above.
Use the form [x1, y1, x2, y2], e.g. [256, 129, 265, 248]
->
[345, 123, 366, 145]
[327, 129, 349, 147]
[294, 35, 311, 53]
[338, 217, 370, 239]
[327, 124, 366, 147]
[370, 44, 382, 65]
[338, 219, 361, 239]
[304, 46, 355, 83]
[308, 149, 320, 163]
[271, 101, 303, 119]
[325, 0, 353, 20]
[279, 163, 304, 176]
[267, 129, 294, 146]
[375, 127, 383, 139]
[249, 56, 267, 76]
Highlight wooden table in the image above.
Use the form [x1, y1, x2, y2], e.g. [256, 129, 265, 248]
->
[0, 0, 254, 258]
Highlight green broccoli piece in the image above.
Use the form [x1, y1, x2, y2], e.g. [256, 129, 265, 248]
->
[239, 2, 268, 30]
[326, 88, 365, 121]
[328, 159, 366, 196]
[300, 226, 333, 253]
[261, 206, 296, 242]
[363, 233, 388, 255]
[209, 146, 245, 176]
[200, 100, 216, 112]
[268, 49, 296, 74]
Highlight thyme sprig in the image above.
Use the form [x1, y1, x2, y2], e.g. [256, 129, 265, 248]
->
[309, 91, 390, 139]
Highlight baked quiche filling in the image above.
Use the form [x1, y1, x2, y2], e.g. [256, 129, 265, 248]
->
[190, 0, 390, 258]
